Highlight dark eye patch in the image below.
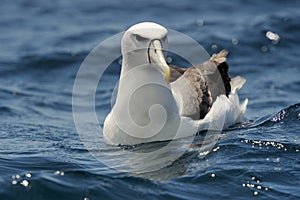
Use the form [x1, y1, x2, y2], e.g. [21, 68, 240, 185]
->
[135, 34, 147, 42]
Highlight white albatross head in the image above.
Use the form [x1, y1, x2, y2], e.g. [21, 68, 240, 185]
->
[121, 22, 170, 83]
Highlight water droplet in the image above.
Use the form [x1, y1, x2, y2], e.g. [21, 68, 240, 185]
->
[12, 180, 17, 185]
[21, 180, 29, 187]
[54, 171, 60, 175]
[166, 57, 172, 63]
[211, 173, 216, 178]
[261, 45, 268, 52]
[251, 176, 256, 180]
[196, 19, 204, 27]
[232, 38, 239, 45]
[254, 191, 258, 196]
[211, 44, 218, 50]
[15, 174, 21, 179]
[266, 31, 280, 44]
[274, 167, 281, 171]
[54, 170, 64, 176]
[83, 197, 90, 200]
[212, 146, 220, 152]
[25, 173, 32, 178]
[257, 186, 262, 190]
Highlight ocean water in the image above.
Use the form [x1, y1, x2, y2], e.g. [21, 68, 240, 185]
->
[1, 0, 300, 199]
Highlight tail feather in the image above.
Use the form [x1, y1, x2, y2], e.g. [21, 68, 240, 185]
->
[230, 76, 246, 94]
[210, 49, 228, 65]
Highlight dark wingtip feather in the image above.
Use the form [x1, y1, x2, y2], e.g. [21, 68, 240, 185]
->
[211, 50, 231, 96]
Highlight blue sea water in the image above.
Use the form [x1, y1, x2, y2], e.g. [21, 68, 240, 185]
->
[1, 0, 300, 199]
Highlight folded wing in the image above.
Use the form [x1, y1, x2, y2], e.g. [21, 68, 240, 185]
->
[170, 50, 245, 121]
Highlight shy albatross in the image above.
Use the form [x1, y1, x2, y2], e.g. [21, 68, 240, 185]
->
[103, 22, 248, 145]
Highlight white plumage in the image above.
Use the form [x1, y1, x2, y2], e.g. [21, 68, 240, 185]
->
[103, 22, 248, 145]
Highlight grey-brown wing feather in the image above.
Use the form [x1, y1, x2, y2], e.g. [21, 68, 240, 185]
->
[169, 65, 186, 82]
[170, 50, 231, 120]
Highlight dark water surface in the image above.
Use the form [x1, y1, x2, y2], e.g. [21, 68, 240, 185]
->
[1, 0, 300, 199]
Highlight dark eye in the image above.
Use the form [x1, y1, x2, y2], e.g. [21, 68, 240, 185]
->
[135, 34, 147, 42]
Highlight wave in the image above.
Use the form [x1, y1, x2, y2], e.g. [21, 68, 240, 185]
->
[263, 103, 300, 125]
[230, 103, 300, 130]
[0, 51, 87, 77]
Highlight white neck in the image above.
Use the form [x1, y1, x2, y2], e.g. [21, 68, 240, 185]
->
[112, 49, 179, 138]
[121, 49, 148, 76]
